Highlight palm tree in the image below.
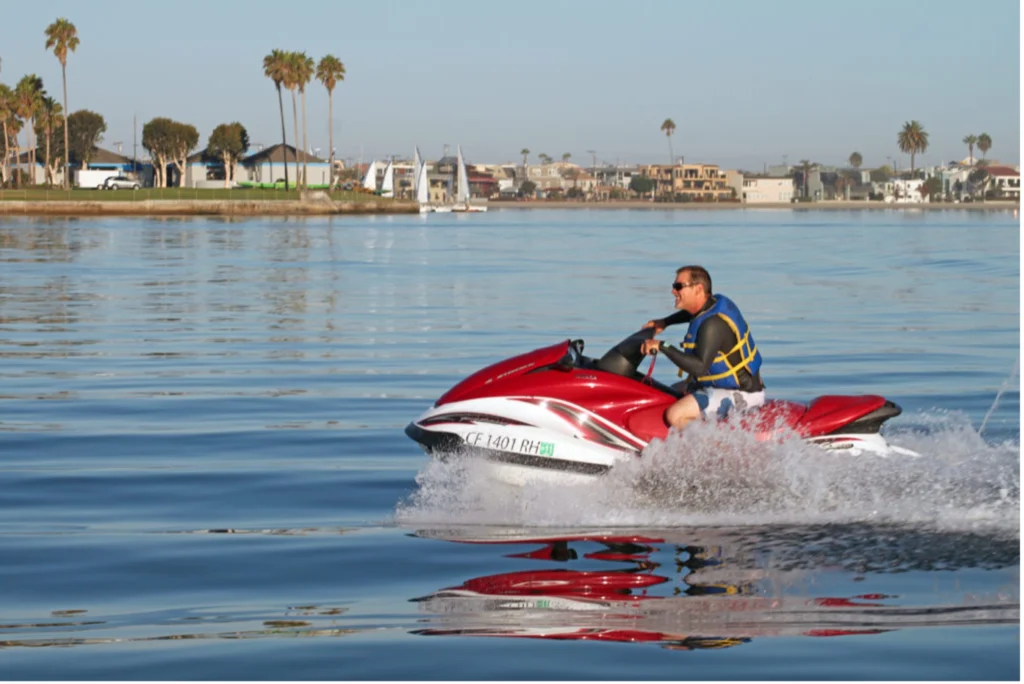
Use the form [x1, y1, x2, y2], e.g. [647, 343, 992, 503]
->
[263, 50, 290, 190]
[281, 53, 301, 191]
[44, 17, 78, 190]
[36, 95, 62, 185]
[896, 120, 929, 175]
[7, 117, 23, 188]
[315, 54, 345, 190]
[660, 118, 676, 164]
[848, 151, 863, 169]
[977, 132, 992, 160]
[520, 148, 529, 168]
[962, 134, 978, 166]
[561, 152, 571, 164]
[969, 159, 990, 200]
[14, 75, 43, 186]
[294, 52, 315, 191]
[0, 84, 13, 186]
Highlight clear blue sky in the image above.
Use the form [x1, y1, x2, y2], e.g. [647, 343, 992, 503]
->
[3, 0, 1020, 169]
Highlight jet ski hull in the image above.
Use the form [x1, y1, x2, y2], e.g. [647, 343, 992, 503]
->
[405, 396, 636, 486]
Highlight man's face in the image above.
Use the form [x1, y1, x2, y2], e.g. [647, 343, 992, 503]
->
[672, 271, 701, 311]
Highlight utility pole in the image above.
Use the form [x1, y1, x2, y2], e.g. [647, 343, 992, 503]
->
[133, 114, 137, 174]
[586, 149, 597, 197]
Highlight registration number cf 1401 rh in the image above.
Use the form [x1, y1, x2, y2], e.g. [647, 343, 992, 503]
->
[465, 431, 555, 456]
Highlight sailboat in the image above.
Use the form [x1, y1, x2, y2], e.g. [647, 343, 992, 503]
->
[416, 151, 434, 213]
[451, 144, 488, 213]
[380, 159, 395, 198]
[414, 146, 454, 213]
[362, 160, 378, 191]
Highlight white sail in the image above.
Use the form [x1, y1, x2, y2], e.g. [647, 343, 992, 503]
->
[381, 160, 395, 197]
[416, 157, 430, 204]
[362, 160, 378, 191]
[455, 145, 470, 203]
[413, 146, 423, 193]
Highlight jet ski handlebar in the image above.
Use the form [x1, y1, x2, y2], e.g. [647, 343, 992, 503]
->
[596, 328, 658, 377]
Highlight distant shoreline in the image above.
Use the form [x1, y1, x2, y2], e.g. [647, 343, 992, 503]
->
[0, 199, 420, 217]
[488, 200, 1021, 211]
[0, 198, 1017, 217]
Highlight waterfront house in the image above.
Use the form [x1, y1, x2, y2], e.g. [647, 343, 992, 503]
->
[526, 163, 570, 194]
[890, 178, 926, 203]
[983, 165, 1020, 199]
[236, 143, 330, 188]
[640, 163, 732, 200]
[740, 176, 796, 203]
[593, 166, 639, 190]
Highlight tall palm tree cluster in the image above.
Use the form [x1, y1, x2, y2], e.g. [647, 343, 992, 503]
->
[961, 132, 992, 166]
[895, 121, 994, 175]
[0, 17, 76, 189]
[262, 50, 345, 191]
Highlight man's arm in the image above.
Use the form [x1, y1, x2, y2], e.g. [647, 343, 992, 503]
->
[662, 309, 694, 327]
[657, 317, 731, 378]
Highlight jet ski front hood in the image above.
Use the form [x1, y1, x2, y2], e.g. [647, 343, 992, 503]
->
[434, 340, 572, 407]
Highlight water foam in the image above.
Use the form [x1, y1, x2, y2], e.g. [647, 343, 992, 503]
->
[395, 410, 1019, 536]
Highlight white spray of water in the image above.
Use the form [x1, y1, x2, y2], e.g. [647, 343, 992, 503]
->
[395, 410, 1019, 536]
[979, 354, 1019, 437]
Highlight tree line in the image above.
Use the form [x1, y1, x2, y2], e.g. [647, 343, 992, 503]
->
[1, 18, 347, 191]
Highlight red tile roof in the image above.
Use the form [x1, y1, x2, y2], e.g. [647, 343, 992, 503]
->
[984, 165, 1019, 177]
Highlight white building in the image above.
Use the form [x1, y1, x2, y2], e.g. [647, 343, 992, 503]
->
[983, 165, 1020, 199]
[741, 176, 795, 203]
[889, 178, 926, 203]
[594, 166, 640, 190]
[930, 164, 972, 198]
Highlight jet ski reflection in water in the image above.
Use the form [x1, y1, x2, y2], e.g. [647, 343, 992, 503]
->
[406, 325, 921, 487]
[409, 529, 901, 649]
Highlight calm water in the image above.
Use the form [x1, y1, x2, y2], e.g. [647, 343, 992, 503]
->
[0, 209, 1018, 680]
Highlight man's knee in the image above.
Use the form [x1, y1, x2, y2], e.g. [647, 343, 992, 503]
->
[666, 395, 701, 427]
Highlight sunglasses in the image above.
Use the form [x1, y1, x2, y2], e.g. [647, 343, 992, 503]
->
[672, 281, 698, 291]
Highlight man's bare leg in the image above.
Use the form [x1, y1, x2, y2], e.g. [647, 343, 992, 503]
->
[666, 394, 702, 430]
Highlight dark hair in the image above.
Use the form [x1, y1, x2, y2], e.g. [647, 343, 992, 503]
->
[676, 265, 712, 294]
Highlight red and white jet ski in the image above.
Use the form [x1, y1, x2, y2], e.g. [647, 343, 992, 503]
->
[405, 328, 921, 485]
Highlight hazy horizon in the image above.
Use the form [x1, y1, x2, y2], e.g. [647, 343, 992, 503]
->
[3, 0, 1020, 169]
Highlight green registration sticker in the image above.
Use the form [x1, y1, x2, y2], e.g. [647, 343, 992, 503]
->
[539, 442, 555, 456]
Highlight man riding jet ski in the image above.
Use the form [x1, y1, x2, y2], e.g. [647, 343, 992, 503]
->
[405, 266, 920, 485]
[639, 264, 766, 432]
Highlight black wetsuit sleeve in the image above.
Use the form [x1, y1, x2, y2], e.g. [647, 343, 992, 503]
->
[658, 316, 733, 378]
[662, 310, 694, 327]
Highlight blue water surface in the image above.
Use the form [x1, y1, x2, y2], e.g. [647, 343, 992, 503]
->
[0, 208, 1018, 680]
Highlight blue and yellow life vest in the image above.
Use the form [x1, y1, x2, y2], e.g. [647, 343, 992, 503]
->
[680, 294, 762, 390]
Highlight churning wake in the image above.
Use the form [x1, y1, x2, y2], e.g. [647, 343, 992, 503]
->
[394, 409, 1019, 536]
